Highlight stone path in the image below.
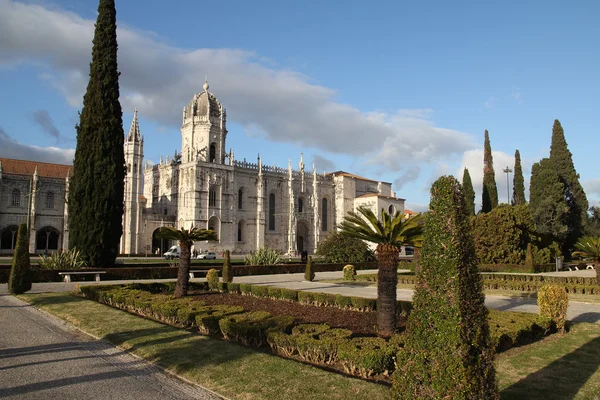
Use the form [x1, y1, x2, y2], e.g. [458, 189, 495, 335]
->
[0, 294, 222, 400]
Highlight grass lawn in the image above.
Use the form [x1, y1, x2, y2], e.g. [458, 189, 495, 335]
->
[18, 292, 600, 399]
[18, 292, 388, 400]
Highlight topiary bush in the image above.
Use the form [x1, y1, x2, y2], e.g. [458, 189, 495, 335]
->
[338, 337, 398, 378]
[343, 264, 356, 281]
[316, 232, 376, 263]
[222, 249, 233, 283]
[245, 247, 281, 265]
[304, 255, 315, 281]
[219, 311, 293, 347]
[206, 268, 219, 291]
[8, 223, 32, 294]
[393, 176, 498, 399]
[538, 284, 569, 334]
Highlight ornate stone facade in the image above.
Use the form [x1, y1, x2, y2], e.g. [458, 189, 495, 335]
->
[0, 82, 405, 256]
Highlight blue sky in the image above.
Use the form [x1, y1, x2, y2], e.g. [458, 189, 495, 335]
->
[1, 0, 599, 211]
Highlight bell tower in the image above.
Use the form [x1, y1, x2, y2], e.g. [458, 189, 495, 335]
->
[122, 109, 144, 254]
[180, 80, 227, 164]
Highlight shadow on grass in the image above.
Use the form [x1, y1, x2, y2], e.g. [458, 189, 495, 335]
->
[571, 312, 600, 324]
[21, 293, 84, 307]
[502, 336, 600, 399]
[101, 324, 253, 373]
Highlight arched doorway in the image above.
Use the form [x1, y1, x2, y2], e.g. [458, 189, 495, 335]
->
[208, 216, 220, 241]
[36, 226, 60, 253]
[152, 228, 170, 255]
[0, 225, 19, 251]
[296, 220, 310, 253]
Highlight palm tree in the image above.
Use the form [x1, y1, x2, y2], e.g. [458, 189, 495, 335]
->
[572, 236, 600, 285]
[339, 206, 424, 337]
[156, 226, 218, 297]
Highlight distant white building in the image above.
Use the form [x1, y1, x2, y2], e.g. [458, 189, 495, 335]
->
[0, 81, 405, 255]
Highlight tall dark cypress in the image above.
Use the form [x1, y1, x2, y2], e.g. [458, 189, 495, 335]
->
[512, 149, 526, 205]
[549, 120, 588, 252]
[529, 159, 569, 241]
[481, 130, 498, 213]
[462, 168, 475, 216]
[69, 0, 125, 267]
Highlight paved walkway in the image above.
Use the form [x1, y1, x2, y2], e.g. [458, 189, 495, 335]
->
[2, 269, 599, 323]
[0, 294, 222, 400]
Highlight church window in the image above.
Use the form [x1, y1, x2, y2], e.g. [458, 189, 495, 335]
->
[11, 189, 20, 207]
[298, 198, 303, 213]
[238, 188, 243, 209]
[46, 192, 55, 209]
[209, 143, 216, 163]
[268, 193, 276, 231]
[237, 221, 244, 242]
[388, 204, 396, 215]
[321, 198, 328, 231]
[209, 188, 216, 207]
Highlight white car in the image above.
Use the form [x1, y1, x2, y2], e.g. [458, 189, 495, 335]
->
[197, 252, 217, 260]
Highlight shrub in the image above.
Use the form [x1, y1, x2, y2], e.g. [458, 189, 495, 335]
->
[239, 283, 252, 295]
[280, 288, 298, 301]
[304, 255, 315, 281]
[267, 287, 282, 299]
[338, 337, 397, 377]
[538, 284, 569, 334]
[335, 294, 352, 308]
[250, 285, 269, 298]
[219, 311, 293, 346]
[350, 296, 376, 311]
[393, 176, 498, 399]
[228, 283, 241, 294]
[8, 223, 32, 294]
[217, 282, 228, 293]
[38, 248, 88, 270]
[343, 264, 356, 281]
[206, 268, 219, 291]
[245, 247, 281, 265]
[222, 249, 233, 283]
[195, 305, 245, 335]
[316, 232, 376, 263]
[525, 243, 534, 269]
[297, 291, 315, 305]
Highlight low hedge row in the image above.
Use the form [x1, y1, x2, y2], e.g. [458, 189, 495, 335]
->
[483, 280, 599, 295]
[481, 274, 597, 286]
[78, 283, 555, 381]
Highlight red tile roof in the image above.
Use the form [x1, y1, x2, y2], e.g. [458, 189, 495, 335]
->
[0, 158, 71, 179]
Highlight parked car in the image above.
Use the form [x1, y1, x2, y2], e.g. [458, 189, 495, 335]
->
[197, 252, 217, 260]
[163, 246, 180, 259]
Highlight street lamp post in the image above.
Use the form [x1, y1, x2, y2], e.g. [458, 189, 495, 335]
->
[503, 166, 513, 204]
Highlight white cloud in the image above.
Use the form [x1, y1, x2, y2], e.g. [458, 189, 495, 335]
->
[483, 97, 497, 109]
[0, 0, 476, 181]
[0, 127, 74, 164]
[393, 166, 421, 190]
[583, 179, 600, 197]
[312, 154, 336, 173]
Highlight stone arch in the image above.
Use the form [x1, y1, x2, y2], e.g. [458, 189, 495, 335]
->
[0, 225, 19, 251]
[152, 228, 170, 255]
[208, 216, 220, 241]
[36, 226, 60, 252]
[296, 219, 311, 253]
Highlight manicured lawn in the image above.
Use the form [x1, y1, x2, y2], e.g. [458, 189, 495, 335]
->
[18, 293, 388, 400]
[18, 292, 600, 399]
[497, 322, 600, 399]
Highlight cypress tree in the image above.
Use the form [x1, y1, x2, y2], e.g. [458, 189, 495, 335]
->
[69, 0, 125, 268]
[549, 119, 588, 251]
[529, 159, 569, 242]
[8, 223, 32, 294]
[304, 255, 315, 281]
[393, 176, 498, 399]
[462, 167, 475, 216]
[512, 149, 526, 205]
[482, 130, 499, 213]
[222, 249, 232, 283]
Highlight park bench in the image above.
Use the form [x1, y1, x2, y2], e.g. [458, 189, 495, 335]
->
[189, 270, 208, 279]
[58, 271, 106, 283]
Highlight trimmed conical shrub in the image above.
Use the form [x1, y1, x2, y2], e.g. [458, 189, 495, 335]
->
[222, 250, 233, 283]
[392, 176, 498, 399]
[304, 255, 315, 281]
[8, 223, 32, 294]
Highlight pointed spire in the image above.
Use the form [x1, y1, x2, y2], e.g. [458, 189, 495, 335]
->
[203, 75, 209, 92]
[33, 166, 39, 178]
[127, 108, 141, 142]
[258, 153, 262, 175]
[299, 153, 305, 171]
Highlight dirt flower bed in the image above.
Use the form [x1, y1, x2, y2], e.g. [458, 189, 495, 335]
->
[192, 291, 407, 336]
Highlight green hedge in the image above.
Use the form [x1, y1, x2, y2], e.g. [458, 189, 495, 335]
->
[219, 311, 293, 347]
